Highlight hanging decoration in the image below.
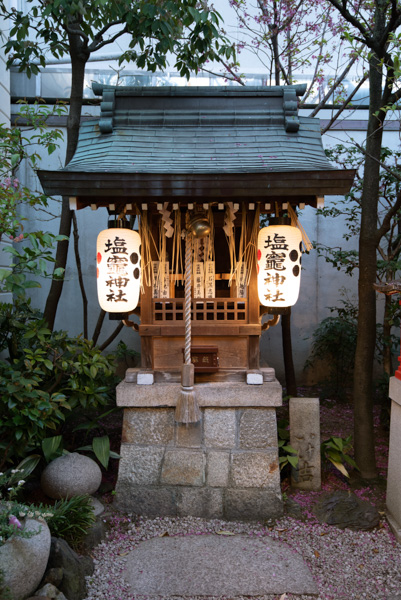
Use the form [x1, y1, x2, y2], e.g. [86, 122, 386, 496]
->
[287, 204, 313, 252]
[257, 216, 303, 307]
[172, 208, 183, 288]
[158, 207, 170, 298]
[137, 207, 158, 290]
[223, 202, 238, 283]
[97, 221, 141, 313]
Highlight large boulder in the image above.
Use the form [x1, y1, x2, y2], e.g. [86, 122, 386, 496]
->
[313, 490, 380, 530]
[0, 518, 51, 600]
[44, 537, 94, 600]
[41, 453, 102, 499]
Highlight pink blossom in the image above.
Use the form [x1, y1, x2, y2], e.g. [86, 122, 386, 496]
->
[9, 515, 22, 529]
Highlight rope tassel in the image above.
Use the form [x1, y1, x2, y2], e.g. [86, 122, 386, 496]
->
[175, 230, 201, 424]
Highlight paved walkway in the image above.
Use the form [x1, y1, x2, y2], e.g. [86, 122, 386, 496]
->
[122, 534, 318, 597]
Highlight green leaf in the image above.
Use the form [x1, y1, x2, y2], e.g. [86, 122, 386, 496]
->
[92, 435, 110, 469]
[288, 455, 299, 468]
[42, 435, 62, 462]
[11, 153, 20, 167]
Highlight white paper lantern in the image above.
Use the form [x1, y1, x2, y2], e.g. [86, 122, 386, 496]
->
[257, 220, 303, 307]
[96, 226, 141, 313]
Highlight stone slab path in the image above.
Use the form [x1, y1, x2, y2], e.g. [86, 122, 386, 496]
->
[122, 534, 318, 597]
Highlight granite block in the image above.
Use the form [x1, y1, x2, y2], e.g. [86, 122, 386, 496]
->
[161, 449, 205, 486]
[122, 408, 174, 445]
[239, 409, 278, 449]
[207, 451, 230, 487]
[204, 408, 236, 448]
[231, 451, 279, 488]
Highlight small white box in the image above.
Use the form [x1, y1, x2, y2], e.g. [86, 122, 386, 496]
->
[246, 372, 263, 385]
[137, 373, 154, 385]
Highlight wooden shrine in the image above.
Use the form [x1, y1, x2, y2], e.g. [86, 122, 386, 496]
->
[39, 84, 354, 520]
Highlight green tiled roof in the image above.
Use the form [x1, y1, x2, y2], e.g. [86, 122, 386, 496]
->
[63, 84, 334, 175]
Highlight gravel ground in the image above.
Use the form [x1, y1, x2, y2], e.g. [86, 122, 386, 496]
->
[85, 511, 401, 600]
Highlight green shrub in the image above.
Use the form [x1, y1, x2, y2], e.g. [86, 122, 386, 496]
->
[304, 300, 358, 400]
[0, 306, 117, 467]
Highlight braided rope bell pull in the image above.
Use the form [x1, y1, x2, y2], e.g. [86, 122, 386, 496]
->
[175, 228, 201, 424]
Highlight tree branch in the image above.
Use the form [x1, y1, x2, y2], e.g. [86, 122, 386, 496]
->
[377, 188, 401, 243]
[99, 322, 124, 352]
[326, 0, 372, 44]
[321, 72, 368, 134]
[309, 51, 361, 117]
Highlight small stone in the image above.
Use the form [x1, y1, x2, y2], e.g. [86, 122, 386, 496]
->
[313, 490, 380, 530]
[46, 537, 94, 600]
[41, 453, 102, 499]
[88, 496, 104, 517]
[34, 583, 68, 599]
[41, 567, 64, 587]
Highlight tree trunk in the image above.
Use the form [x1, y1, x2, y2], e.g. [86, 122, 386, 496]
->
[281, 310, 297, 396]
[382, 291, 393, 378]
[352, 56, 385, 479]
[43, 44, 88, 330]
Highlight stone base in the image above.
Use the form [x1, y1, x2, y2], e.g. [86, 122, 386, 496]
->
[114, 376, 283, 521]
[386, 510, 401, 544]
[386, 377, 401, 542]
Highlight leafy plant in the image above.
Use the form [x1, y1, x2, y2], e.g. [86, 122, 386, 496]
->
[46, 495, 96, 548]
[277, 419, 299, 471]
[304, 294, 358, 400]
[0, 316, 117, 467]
[321, 435, 359, 478]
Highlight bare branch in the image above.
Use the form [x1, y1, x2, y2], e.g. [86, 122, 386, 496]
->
[309, 50, 361, 117]
[321, 73, 369, 134]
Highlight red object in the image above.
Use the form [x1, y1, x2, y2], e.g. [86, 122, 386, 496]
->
[396, 300, 401, 380]
[97, 252, 102, 264]
[257, 249, 262, 261]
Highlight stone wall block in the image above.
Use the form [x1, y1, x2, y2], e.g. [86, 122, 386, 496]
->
[122, 408, 174, 445]
[114, 485, 178, 516]
[289, 397, 321, 491]
[176, 420, 203, 448]
[161, 449, 205, 486]
[239, 408, 278, 449]
[178, 488, 223, 519]
[117, 445, 165, 485]
[207, 451, 230, 487]
[204, 408, 236, 448]
[224, 489, 283, 521]
[230, 451, 279, 488]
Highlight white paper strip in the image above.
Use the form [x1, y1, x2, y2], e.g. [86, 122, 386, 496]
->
[193, 262, 205, 299]
[151, 261, 160, 298]
[159, 261, 170, 299]
[237, 261, 247, 298]
[205, 261, 215, 299]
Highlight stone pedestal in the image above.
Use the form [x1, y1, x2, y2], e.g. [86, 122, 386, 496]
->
[114, 370, 283, 521]
[386, 377, 401, 542]
[289, 397, 321, 491]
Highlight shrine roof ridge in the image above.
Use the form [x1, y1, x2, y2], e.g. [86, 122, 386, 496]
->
[92, 83, 307, 98]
